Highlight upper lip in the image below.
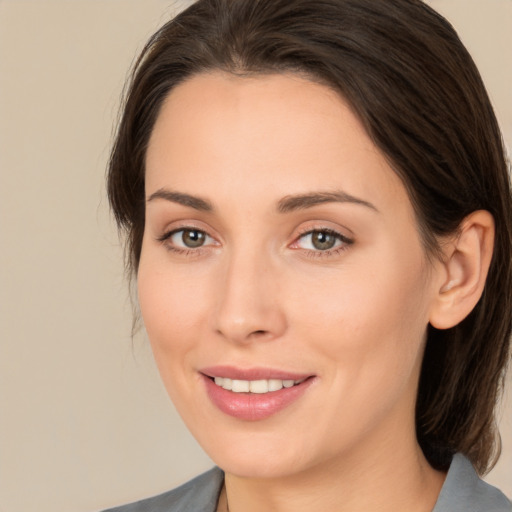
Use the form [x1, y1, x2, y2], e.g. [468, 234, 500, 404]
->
[200, 365, 313, 381]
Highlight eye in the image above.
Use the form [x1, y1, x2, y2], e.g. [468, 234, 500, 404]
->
[295, 229, 352, 251]
[163, 228, 215, 249]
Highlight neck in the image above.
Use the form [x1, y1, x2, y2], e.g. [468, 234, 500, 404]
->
[223, 427, 445, 512]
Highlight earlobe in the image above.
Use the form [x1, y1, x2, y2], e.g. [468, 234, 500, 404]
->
[429, 210, 495, 330]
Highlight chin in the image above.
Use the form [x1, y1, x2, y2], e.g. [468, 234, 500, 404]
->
[215, 454, 306, 479]
[194, 427, 321, 479]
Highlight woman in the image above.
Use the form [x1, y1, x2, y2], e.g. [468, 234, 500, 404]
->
[104, 0, 512, 510]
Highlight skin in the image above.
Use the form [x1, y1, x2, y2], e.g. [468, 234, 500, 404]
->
[139, 72, 449, 512]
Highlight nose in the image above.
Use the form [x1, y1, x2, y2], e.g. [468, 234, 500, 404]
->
[212, 249, 287, 345]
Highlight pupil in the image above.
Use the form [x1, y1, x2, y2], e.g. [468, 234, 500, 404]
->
[182, 230, 205, 248]
[312, 231, 336, 250]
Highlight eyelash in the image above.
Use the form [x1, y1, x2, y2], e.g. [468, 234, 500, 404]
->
[157, 226, 353, 258]
[157, 227, 215, 256]
[292, 227, 354, 259]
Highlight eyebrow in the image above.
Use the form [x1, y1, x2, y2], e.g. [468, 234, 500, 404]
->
[277, 191, 378, 213]
[146, 188, 213, 211]
[146, 188, 378, 214]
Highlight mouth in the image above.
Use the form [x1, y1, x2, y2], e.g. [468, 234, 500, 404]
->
[200, 367, 316, 421]
[210, 376, 307, 394]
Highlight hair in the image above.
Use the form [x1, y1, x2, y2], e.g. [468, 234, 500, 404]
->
[107, 0, 512, 474]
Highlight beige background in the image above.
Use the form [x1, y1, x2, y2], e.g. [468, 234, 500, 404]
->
[0, 1, 510, 511]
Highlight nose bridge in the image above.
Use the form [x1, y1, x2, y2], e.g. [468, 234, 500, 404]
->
[213, 241, 286, 343]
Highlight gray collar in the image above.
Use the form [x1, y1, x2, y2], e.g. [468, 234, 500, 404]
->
[102, 454, 511, 512]
[432, 453, 511, 511]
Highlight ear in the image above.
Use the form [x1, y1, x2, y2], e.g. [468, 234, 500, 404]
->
[429, 210, 495, 330]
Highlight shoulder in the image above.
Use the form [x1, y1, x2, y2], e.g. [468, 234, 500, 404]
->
[433, 454, 511, 512]
[101, 467, 224, 512]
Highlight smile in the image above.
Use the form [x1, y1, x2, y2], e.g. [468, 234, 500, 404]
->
[201, 368, 316, 421]
[213, 377, 306, 394]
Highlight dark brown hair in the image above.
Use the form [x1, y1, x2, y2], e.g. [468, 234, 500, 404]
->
[108, 0, 512, 474]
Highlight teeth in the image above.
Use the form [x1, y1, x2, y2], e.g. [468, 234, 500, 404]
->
[215, 376, 232, 390]
[268, 379, 283, 392]
[213, 377, 305, 393]
[249, 380, 268, 393]
[231, 379, 250, 393]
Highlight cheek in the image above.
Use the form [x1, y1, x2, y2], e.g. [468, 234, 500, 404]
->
[292, 247, 431, 389]
[136, 259, 212, 418]
[137, 257, 210, 359]
[299, 260, 427, 336]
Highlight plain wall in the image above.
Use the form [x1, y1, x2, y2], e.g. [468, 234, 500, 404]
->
[0, 1, 510, 511]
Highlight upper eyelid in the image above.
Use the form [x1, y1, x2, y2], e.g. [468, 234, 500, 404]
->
[157, 220, 217, 238]
[297, 227, 348, 237]
[295, 231, 352, 245]
[294, 225, 354, 242]
[159, 226, 217, 243]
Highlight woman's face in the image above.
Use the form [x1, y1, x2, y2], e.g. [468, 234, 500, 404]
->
[139, 72, 442, 478]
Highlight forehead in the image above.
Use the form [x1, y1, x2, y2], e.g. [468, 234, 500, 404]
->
[145, 71, 409, 216]
[148, 71, 364, 153]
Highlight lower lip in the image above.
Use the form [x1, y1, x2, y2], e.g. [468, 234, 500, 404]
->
[202, 375, 315, 421]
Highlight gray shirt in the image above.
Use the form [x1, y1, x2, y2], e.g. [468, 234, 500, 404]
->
[102, 454, 511, 511]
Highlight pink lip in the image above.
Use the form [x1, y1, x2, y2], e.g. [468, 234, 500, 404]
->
[200, 365, 311, 381]
[200, 366, 315, 421]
